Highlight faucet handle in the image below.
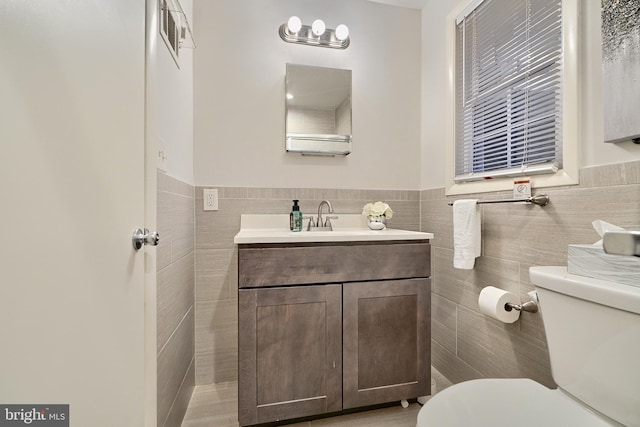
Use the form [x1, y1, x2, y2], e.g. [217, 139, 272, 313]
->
[324, 215, 339, 227]
[304, 216, 316, 230]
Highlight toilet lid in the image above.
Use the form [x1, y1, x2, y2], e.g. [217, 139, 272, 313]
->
[417, 379, 617, 427]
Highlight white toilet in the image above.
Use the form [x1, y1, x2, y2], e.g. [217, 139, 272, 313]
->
[417, 266, 640, 427]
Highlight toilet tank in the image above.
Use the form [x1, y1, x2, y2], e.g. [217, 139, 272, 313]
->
[530, 266, 640, 427]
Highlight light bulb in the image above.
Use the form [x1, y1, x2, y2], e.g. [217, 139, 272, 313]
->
[335, 24, 349, 41]
[287, 16, 302, 33]
[311, 19, 326, 36]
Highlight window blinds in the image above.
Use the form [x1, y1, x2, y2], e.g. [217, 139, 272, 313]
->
[455, 0, 563, 182]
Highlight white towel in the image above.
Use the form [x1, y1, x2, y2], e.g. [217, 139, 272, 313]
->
[453, 199, 481, 269]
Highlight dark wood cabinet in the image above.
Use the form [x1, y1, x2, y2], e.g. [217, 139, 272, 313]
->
[237, 240, 431, 426]
[238, 285, 342, 426]
[343, 278, 431, 409]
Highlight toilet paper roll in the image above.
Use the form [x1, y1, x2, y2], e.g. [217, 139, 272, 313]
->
[478, 286, 520, 323]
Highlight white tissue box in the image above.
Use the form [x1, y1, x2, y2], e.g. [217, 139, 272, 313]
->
[568, 244, 640, 287]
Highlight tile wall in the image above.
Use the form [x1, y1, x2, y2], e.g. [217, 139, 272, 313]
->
[193, 160, 640, 391]
[194, 188, 421, 384]
[157, 171, 196, 427]
[422, 160, 640, 386]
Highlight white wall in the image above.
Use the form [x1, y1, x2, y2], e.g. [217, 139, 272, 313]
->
[193, 0, 422, 190]
[419, 0, 456, 190]
[155, 0, 194, 185]
[420, 0, 640, 190]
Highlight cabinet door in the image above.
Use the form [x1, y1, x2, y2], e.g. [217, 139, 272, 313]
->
[238, 285, 342, 426]
[343, 278, 431, 409]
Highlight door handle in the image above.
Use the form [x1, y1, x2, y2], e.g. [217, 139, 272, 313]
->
[132, 228, 160, 250]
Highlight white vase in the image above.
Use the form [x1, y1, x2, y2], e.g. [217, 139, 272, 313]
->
[367, 215, 386, 230]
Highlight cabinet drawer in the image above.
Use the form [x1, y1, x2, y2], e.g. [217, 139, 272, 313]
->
[238, 241, 430, 288]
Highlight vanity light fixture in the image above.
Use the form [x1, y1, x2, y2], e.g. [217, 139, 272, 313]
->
[335, 24, 349, 41]
[279, 16, 350, 49]
[311, 19, 326, 36]
[287, 16, 302, 33]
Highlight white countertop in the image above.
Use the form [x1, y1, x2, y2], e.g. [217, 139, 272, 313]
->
[233, 214, 434, 244]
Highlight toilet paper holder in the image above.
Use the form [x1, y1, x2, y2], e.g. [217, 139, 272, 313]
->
[505, 300, 538, 313]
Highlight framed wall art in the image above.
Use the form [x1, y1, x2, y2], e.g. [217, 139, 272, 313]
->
[602, 0, 640, 143]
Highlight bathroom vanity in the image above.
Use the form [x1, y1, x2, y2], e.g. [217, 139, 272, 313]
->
[235, 215, 433, 426]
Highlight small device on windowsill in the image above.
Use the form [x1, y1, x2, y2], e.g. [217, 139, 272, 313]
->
[513, 177, 531, 200]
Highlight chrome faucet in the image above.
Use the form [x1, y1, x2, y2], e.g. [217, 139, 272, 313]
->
[306, 200, 338, 231]
[317, 200, 333, 227]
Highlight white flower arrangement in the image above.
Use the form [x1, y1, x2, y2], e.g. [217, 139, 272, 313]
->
[362, 201, 394, 219]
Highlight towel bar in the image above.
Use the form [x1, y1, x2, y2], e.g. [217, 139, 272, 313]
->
[447, 194, 549, 207]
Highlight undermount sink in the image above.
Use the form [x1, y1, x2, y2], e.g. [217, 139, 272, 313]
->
[233, 214, 433, 244]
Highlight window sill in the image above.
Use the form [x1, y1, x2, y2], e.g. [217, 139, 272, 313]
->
[445, 169, 579, 196]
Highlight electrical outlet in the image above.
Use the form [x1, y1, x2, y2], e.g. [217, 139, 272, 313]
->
[203, 188, 218, 211]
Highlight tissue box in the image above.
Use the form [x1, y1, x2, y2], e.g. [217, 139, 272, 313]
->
[568, 244, 640, 287]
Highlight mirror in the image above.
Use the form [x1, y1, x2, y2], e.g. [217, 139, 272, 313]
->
[285, 64, 352, 155]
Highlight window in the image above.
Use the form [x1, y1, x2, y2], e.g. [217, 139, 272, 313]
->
[446, 0, 579, 194]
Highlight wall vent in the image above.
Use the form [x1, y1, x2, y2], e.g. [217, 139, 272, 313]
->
[159, 0, 195, 68]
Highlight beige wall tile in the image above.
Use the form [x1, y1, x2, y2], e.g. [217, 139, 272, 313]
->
[420, 197, 453, 249]
[162, 360, 195, 427]
[182, 381, 238, 423]
[195, 249, 236, 302]
[157, 173, 195, 426]
[420, 188, 445, 200]
[580, 162, 626, 188]
[196, 348, 238, 385]
[171, 192, 195, 261]
[431, 247, 479, 309]
[158, 308, 195, 425]
[422, 164, 639, 390]
[195, 300, 238, 355]
[168, 175, 194, 198]
[311, 188, 340, 200]
[158, 173, 195, 267]
[196, 199, 285, 250]
[432, 340, 483, 384]
[157, 252, 195, 352]
[383, 200, 420, 231]
[157, 170, 173, 193]
[157, 188, 173, 271]
[196, 323, 237, 357]
[456, 306, 554, 387]
[623, 160, 640, 184]
[218, 186, 249, 199]
[431, 249, 519, 311]
[431, 294, 457, 355]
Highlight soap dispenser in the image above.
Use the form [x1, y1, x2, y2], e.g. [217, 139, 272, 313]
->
[290, 200, 303, 232]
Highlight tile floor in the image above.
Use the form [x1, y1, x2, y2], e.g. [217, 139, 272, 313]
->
[182, 367, 452, 427]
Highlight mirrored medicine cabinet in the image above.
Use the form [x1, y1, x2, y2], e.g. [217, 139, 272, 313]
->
[285, 64, 352, 155]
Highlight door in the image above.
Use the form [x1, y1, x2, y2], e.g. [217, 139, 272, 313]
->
[343, 279, 431, 409]
[238, 285, 342, 426]
[0, 1, 150, 426]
